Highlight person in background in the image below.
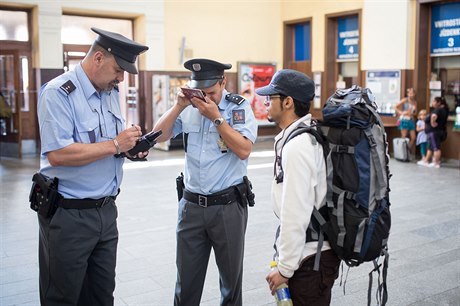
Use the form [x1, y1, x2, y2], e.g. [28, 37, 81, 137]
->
[417, 96, 449, 168]
[256, 69, 340, 305]
[153, 58, 258, 306]
[35, 27, 148, 305]
[415, 109, 428, 162]
[395, 88, 417, 153]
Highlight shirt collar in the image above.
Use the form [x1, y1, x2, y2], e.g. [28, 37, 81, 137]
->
[217, 89, 229, 110]
[75, 63, 99, 100]
[274, 113, 312, 145]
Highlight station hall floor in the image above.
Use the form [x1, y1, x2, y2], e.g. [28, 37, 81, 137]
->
[1, 138, 459, 306]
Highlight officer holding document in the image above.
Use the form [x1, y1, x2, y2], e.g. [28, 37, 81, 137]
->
[153, 58, 258, 306]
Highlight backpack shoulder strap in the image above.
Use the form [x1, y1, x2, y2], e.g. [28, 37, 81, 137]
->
[276, 121, 328, 184]
[284, 122, 329, 159]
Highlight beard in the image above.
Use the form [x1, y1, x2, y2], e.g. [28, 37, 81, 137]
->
[105, 80, 119, 91]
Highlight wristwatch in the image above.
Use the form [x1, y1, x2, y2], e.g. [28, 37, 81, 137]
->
[213, 117, 225, 127]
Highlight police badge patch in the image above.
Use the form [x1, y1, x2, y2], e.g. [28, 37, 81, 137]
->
[232, 110, 245, 124]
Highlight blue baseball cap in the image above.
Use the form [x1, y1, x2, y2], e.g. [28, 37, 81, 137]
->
[255, 69, 315, 104]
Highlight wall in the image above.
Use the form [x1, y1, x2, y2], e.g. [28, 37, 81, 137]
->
[163, 0, 282, 72]
[280, 0, 417, 72]
[280, 0, 364, 72]
[362, 0, 414, 70]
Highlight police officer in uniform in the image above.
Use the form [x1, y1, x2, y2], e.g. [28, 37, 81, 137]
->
[153, 58, 258, 306]
[36, 28, 148, 305]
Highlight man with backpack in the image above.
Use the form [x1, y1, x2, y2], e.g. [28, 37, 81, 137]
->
[256, 69, 340, 305]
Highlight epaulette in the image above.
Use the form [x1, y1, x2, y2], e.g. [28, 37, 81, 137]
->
[60, 80, 76, 95]
[225, 93, 245, 105]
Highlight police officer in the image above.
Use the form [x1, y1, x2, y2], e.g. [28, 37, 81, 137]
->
[153, 58, 258, 306]
[36, 28, 148, 305]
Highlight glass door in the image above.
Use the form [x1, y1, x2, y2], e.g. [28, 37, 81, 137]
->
[0, 50, 22, 157]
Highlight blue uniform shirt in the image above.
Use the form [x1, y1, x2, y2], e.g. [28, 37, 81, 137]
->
[38, 63, 125, 199]
[173, 89, 258, 194]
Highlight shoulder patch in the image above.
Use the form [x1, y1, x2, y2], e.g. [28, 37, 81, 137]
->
[225, 93, 245, 105]
[60, 80, 76, 95]
[232, 109, 245, 124]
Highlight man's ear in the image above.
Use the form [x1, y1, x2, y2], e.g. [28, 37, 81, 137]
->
[93, 51, 104, 65]
[284, 96, 294, 109]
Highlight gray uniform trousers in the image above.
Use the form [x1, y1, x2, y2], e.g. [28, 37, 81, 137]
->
[174, 198, 248, 306]
[38, 202, 118, 306]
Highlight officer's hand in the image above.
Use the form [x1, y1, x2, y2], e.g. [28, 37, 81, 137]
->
[138, 150, 149, 159]
[114, 125, 142, 152]
[192, 96, 220, 121]
[176, 90, 192, 108]
[124, 150, 149, 161]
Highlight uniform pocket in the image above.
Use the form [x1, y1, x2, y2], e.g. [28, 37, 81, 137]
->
[182, 124, 201, 153]
[75, 118, 99, 143]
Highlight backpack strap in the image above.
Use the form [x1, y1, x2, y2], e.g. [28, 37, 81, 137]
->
[278, 122, 330, 271]
[368, 247, 389, 306]
[278, 122, 328, 184]
[311, 207, 327, 271]
[364, 128, 386, 200]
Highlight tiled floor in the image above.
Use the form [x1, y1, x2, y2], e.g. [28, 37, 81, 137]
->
[1, 138, 459, 306]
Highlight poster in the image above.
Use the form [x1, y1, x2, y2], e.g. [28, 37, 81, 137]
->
[237, 62, 276, 125]
[152, 75, 189, 150]
[366, 70, 401, 115]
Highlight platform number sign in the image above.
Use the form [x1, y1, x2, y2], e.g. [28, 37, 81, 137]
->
[337, 16, 359, 61]
[431, 2, 460, 56]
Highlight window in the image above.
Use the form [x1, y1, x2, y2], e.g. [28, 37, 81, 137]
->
[294, 23, 311, 61]
[283, 19, 312, 75]
[0, 10, 29, 41]
[61, 15, 133, 45]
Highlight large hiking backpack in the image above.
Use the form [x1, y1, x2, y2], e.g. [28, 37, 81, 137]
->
[281, 85, 391, 305]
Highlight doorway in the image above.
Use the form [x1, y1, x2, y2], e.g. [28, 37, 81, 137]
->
[0, 51, 24, 157]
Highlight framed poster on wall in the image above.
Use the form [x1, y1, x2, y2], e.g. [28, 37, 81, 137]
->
[365, 70, 401, 115]
[237, 62, 276, 126]
[152, 74, 189, 150]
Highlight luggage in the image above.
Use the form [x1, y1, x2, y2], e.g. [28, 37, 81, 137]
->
[393, 137, 410, 161]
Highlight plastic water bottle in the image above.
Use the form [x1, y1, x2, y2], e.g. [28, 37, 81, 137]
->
[270, 261, 293, 306]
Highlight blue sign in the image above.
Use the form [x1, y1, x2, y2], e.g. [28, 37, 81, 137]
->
[337, 16, 359, 61]
[367, 71, 400, 78]
[431, 2, 460, 56]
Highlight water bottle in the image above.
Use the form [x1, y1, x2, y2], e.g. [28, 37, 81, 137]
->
[270, 261, 293, 306]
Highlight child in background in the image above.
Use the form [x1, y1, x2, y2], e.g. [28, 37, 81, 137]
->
[416, 109, 427, 164]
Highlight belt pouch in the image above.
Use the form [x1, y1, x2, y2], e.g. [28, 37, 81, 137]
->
[29, 172, 60, 218]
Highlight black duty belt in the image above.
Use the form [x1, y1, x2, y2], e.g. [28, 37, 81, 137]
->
[57, 196, 116, 209]
[183, 184, 245, 207]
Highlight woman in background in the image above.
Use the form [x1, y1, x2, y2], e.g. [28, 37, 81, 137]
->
[417, 96, 449, 168]
[395, 88, 417, 154]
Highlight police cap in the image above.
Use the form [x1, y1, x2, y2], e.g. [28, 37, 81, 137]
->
[184, 58, 232, 89]
[91, 27, 149, 74]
